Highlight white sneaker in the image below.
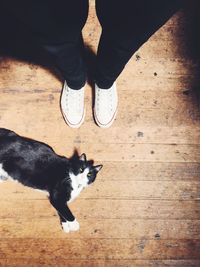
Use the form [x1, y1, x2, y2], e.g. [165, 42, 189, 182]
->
[94, 82, 118, 128]
[61, 81, 85, 128]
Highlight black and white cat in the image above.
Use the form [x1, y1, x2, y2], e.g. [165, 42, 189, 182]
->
[0, 128, 102, 233]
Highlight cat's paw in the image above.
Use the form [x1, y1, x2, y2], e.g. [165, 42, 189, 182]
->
[68, 219, 80, 232]
[62, 219, 80, 233]
[62, 222, 70, 233]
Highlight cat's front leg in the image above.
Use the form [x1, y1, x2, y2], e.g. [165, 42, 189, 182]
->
[59, 211, 80, 233]
[49, 194, 80, 233]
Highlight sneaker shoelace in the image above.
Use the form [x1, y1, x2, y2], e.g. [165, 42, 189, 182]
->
[65, 89, 84, 114]
[96, 88, 114, 114]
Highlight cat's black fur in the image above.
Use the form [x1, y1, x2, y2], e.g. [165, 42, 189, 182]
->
[0, 128, 102, 230]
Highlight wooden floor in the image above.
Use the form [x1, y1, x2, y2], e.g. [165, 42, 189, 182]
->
[0, 1, 200, 267]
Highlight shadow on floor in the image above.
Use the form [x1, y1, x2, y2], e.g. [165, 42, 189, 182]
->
[176, 0, 200, 108]
[0, 1, 199, 107]
[0, 4, 97, 87]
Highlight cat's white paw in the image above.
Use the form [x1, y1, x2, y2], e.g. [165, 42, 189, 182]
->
[68, 219, 80, 231]
[62, 222, 70, 233]
[62, 219, 80, 233]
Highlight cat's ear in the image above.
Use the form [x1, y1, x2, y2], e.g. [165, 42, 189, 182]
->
[94, 165, 103, 172]
[79, 153, 87, 162]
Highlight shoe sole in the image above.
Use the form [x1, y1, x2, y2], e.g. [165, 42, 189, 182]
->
[61, 107, 86, 128]
[93, 108, 117, 128]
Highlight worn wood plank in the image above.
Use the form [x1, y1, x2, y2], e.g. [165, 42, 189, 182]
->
[0, 198, 199, 220]
[0, 86, 199, 111]
[0, 238, 199, 260]
[96, 162, 200, 181]
[0, 87, 197, 110]
[0, 218, 200, 240]
[29, 126, 200, 145]
[77, 143, 200, 163]
[0, 259, 200, 267]
[0, 89, 200, 132]
[78, 180, 200, 200]
[0, 88, 199, 133]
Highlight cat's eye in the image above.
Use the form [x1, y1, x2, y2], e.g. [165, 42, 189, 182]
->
[79, 168, 84, 173]
[87, 173, 91, 177]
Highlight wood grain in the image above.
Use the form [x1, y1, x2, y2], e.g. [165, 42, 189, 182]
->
[0, 218, 200, 239]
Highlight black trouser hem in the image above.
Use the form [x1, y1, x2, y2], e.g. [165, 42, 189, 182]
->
[95, 79, 114, 89]
[66, 78, 86, 90]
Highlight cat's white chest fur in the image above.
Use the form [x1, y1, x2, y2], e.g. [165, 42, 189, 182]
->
[68, 168, 89, 203]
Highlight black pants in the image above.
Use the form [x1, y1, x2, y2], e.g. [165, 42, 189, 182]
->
[5, 0, 182, 89]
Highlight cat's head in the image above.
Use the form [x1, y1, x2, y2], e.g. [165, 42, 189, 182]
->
[70, 153, 103, 187]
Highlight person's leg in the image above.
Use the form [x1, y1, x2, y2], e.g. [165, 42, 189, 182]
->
[94, 0, 182, 128]
[6, 0, 89, 89]
[95, 0, 182, 89]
